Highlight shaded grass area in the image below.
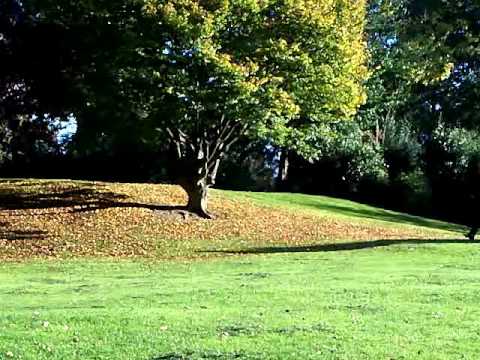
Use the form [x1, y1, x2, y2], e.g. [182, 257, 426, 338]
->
[206, 238, 473, 254]
[1, 242, 480, 359]
[221, 190, 464, 233]
[0, 180, 184, 214]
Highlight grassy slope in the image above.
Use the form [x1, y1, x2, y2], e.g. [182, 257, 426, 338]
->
[0, 179, 462, 260]
[1, 180, 478, 359]
[220, 190, 463, 234]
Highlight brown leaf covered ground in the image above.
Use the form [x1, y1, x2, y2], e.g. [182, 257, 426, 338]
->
[0, 179, 457, 261]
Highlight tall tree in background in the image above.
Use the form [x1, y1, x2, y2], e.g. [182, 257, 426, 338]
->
[352, 0, 480, 217]
[405, 0, 480, 220]
[284, 0, 479, 217]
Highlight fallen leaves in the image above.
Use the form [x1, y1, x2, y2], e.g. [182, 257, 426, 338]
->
[0, 179, 451, 261]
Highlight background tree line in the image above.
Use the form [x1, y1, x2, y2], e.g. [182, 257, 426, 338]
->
[283, 0, 480, 224]
[1, 0, 479, 221]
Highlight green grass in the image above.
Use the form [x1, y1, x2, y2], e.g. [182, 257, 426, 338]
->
[220, 190, 464, 233]
[2, 241, 480, 360]
[1, 187, 477, 359]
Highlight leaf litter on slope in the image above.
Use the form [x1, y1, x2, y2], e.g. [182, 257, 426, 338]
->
[0, 180, 453, 260]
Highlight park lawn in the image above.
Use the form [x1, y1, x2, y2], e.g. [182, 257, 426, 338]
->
[1, 241, 480, 360]
[0, 179, 477, 359]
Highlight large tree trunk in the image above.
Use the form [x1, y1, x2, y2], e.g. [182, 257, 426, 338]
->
[168, 137, 232, 219]
[173, 155, 217, 219]
[180, 178, 212, 219]
[166, 118, 243, 219]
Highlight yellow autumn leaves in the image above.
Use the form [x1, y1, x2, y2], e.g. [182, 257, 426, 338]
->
[0, 180, 448, 261]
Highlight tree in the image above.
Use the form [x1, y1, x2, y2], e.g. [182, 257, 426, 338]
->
[365, 0, 480, 218]
[123, 0, 368, 217]
[281, 1, 478, 216]
[29, 0, 368, 217]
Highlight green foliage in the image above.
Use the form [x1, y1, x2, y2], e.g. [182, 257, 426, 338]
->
[427, 125, 480, 181]
[319, 121, 388, 185]
[31, 0, 368, 154]
[401, 0, 479, 84]
[121, 0, 369, 156]
[368, 0, 477, 85]
[301, 0, 479, 220]
[21, 0, 370, 215]
[0, 0, 83, 166]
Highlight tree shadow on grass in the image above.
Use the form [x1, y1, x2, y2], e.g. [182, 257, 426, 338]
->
[0, 229, 48, 241]
[0, 221, 48, 241]
[0, 184, 185, 214]
[206, 238, 474, 255]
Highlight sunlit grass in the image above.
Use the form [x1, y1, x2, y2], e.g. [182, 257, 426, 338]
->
[0, 179, 475, 359]
[1, 242, 480, 359]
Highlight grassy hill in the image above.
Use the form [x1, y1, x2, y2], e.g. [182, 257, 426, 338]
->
[0, 179, 463, 261]
[1, 179, 478, 359]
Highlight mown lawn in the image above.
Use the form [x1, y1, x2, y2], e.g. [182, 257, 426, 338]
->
[0, 180, 476, 359]
[2, 241, 480, 360]
[221, 190, 462, 233]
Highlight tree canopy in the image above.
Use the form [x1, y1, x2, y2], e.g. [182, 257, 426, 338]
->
[25, 0, 369, 217]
